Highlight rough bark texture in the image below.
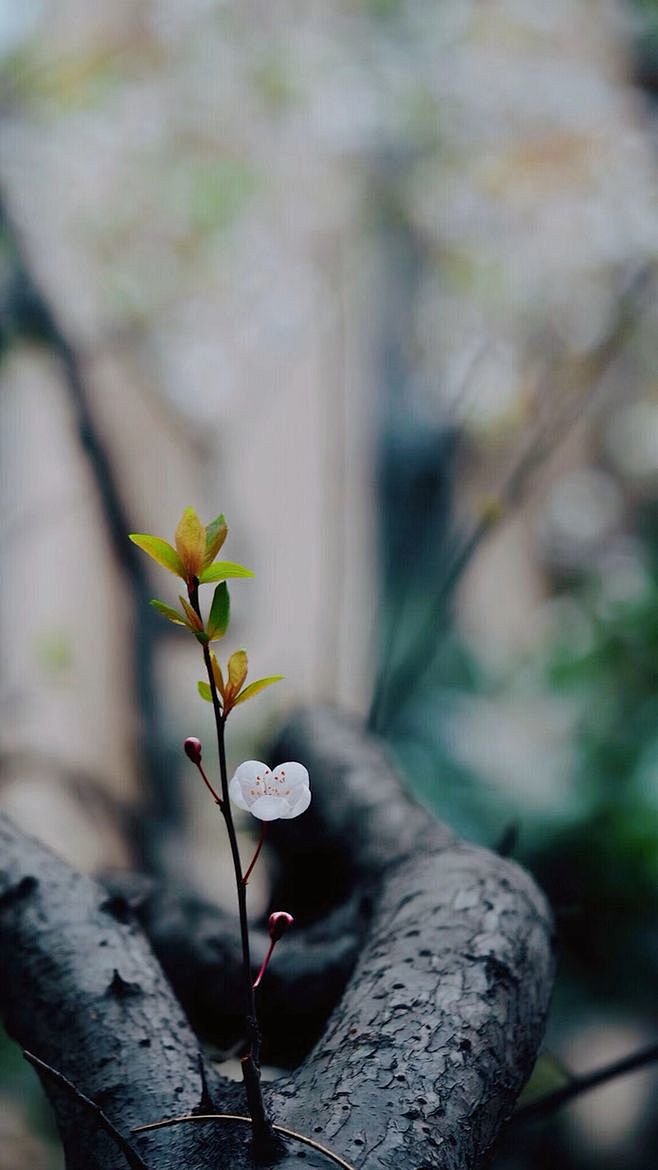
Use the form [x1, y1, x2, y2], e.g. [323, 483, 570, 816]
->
[102, 868, 365, 1067]
[0, 706, 554, 1169]
[266, 709, 554, 1169]
[0, 813, 245, 1170]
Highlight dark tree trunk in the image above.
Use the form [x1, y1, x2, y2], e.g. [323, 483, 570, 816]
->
[0, 707, 554, 1169]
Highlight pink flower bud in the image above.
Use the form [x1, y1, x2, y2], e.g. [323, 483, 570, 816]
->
[184, 737, 202, 765]
[268, 911, 294, 942]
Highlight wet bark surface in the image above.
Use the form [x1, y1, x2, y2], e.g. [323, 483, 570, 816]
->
[0, 707, 554, 1169]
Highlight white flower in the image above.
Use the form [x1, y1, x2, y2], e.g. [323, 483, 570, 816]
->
[229, 760, 311, 821]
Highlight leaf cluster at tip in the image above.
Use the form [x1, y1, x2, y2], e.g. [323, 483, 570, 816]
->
[130, 507, 282, 714]
[129, 508, 252, 641]
[129, 508, 252, 586]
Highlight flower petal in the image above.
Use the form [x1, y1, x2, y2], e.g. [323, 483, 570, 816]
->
[272, 762, 309, 790]
[229, 761, 270, 811]
[231, 760, 270, 785]
[249, 794, 289, 821]
[228, 777, 250, 810]
[279, 785, 311, 819]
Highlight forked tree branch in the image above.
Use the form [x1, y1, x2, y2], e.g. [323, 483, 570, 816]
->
[0, 707, 553, 1169]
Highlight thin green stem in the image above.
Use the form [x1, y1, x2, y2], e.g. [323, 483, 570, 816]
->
[188, 581, 277, 1160]
[209, 693, 252, 979]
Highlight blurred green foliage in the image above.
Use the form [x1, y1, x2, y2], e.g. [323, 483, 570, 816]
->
[0, 1023, 64, 1169]
[175, 158, 257, 241]
[530, 550, 658, 1009]
[377, 426, 658, 1040]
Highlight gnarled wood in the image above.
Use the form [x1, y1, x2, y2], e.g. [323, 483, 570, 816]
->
[267, 709, 554, 1169]
[0, 707, 553, 1169]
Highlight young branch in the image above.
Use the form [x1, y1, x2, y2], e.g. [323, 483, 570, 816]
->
[188, 581, 279, 1161]
[23, 1051, 150, 1170]
[514, 1041, 658, 1123]
[242, 823, 267, 886]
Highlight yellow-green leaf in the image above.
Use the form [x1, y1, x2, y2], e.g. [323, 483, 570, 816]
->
[179, 596, 204, 632]
[227, 649, 248, 692]
[207, 582, 230, 641]
[197, 680, 212, 702]
[129, 534, 184, 578]
[203, 514, 228, 569]
[150, 599, 188, 627]
[198, 561, 254, 584]
[516, 1052, 572, 1108]
[210, 653, 225, 695]
[175, 507, 206, 578]
[234, 675, 284, 706]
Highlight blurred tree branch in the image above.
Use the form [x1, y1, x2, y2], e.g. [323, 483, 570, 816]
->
[0, 186, 173, 864]
[514, 1040, 658, 1124]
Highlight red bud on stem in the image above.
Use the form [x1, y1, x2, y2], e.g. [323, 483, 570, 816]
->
[184, 736, 202, 765]
[268, 911, 294, 941]
[253, 912, 294, 989]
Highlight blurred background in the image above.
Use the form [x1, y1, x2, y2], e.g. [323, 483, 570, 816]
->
[3, 0, 658, 1167]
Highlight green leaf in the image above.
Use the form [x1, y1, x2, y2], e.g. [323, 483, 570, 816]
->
[234, 676, 284, 706]
[129, 534, 185, 578]
[197, 680, 212, 702]
[150, 599, 188, 627]
[203, 513, 228, 569]
[198, 561, 254, 584]
[207, 582, 230, 640]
